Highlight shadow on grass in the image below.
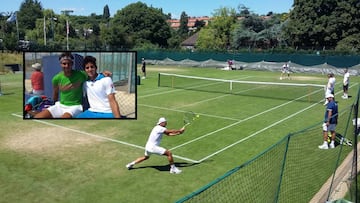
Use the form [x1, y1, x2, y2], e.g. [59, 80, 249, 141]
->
[129, 161, 205, 172]
[0, 92, 15, 96]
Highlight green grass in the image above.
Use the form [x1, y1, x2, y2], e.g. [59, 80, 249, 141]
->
[0, 60, 359, 202]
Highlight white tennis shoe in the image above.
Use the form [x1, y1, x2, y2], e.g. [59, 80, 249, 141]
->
[329, 143, 335, 149]
[126, 163, 134, 170]
[170, 167, 182, 174]
[318, 144, 329, 149]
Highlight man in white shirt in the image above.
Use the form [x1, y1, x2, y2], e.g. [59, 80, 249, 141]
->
[280, 62, 290, 80]
[342, 68, 350, 99]
[126, 117, 185, 174]
[76, 56, 121, 118]
[324, 73, 336, 105]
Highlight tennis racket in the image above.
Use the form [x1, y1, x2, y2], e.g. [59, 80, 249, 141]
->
[183, 111, 199, 128]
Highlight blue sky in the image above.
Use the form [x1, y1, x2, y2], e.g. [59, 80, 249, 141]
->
[1, 0, 293, 18]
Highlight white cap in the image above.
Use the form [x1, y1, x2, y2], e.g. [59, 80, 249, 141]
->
[32, 63, 41, 70]
[326, 94, 334, 98]
[157, 117, 167, 124]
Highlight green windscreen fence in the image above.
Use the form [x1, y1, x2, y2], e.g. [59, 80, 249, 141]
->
[176, 87, 359, 203]
[138, 51, 360, 67]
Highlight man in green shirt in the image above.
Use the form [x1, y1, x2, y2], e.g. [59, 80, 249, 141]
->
[35, 52, 87, 118]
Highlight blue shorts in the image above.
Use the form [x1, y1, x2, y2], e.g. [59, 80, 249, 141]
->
[76, 110, 114, 118]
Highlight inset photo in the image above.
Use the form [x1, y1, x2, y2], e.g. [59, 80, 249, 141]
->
[24, 51, 137, 119]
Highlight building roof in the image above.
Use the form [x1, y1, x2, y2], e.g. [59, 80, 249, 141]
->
[167, 16, 210, 29]
[181, 32, 199, 47]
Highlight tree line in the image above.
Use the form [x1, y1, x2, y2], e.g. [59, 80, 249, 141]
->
[0, 0, 359, 54]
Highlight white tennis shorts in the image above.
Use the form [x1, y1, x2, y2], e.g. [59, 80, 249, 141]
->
[144, 145, 166, 156]
[47, 101, 83, 118]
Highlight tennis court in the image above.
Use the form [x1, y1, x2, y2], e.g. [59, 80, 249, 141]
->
[138, 68, 328, 161]
[1, 65, 358, 202]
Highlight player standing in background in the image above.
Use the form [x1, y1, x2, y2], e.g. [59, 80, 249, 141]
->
[342, 68, 350, 99]
[141, 58, 146, 79]
[30, 63, 44, 95]
[126, 117, 185, 174]
[324, 73, 336, 105]
[280, 62, 290, 80]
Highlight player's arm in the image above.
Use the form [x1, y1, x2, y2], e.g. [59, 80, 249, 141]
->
[326, 109, 332, 125]
[108, 93, 121, 118]
[164, 128, 185, 136]
[52, 85, 59, 102]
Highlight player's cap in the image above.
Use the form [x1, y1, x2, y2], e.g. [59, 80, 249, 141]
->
[157, 117, 167, 124]
[326, 94, 334, 98]
[31, 63, 41, 70]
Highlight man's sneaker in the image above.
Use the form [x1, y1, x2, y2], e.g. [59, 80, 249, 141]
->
[126, 163, 134, 170]
[170, 167, 182, 174]
[329, 143, 335, 149]
[318, 144, 329, 149]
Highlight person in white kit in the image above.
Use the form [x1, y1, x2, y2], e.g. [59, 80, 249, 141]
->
[76, 55, 121, 118]
[280, 62, 290, 80]
[342, 68, 350, 99]
[126, 117, 185, 174]
[324, 73, 336, 105]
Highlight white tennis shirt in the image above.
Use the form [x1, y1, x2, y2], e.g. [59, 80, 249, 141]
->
[84, 75, 115, 113]
[146, 125, 167, 147]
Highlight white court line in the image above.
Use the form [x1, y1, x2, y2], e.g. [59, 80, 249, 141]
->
[11, 113, 200, 163]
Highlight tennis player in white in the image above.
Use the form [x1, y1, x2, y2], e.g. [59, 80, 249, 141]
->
[324, 73, 336, 105]
[342, 68, 350, 99]
[126, 117, 185, 174]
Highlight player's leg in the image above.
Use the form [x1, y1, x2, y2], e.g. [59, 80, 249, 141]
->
[126, 154, 149, 170]
[34, 102, 64, 118]
[34, 109, 53, 118]
[163, 149, 182, 174]
[61, 104, 83, 118]
[328, 124, 336, 148]
[319, 123, 329, 149]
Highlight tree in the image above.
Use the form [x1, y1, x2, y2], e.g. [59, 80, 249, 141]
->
[178, 11, 189, 36]
[193, 19, 206, 31]
[103, 5, 110, 20]
[111, 2, 171, 48]
[18, 0, 43, 30]
[197, 7, 237, 50]
[284, 0, 360, 50]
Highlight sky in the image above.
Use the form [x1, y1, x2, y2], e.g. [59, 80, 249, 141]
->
[1, 0, 293, 19]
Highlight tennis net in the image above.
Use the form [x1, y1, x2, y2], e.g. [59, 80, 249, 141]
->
[158, 73, 325, 103]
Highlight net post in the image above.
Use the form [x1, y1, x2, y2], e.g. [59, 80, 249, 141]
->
[230, 81, 233, 93]
[158, 73, 160, 87]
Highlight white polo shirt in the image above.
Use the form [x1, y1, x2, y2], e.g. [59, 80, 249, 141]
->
[84, 75, 115, 113]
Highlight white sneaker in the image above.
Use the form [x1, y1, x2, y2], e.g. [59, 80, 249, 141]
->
[170, 167, 182, 174]
[329, 143, 335, 149]
[318, 144, 329, 149]
[126, 163, 134, 170]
